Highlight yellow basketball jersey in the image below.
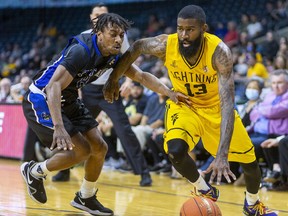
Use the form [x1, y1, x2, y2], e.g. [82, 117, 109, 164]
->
[164, 32, 222, 108]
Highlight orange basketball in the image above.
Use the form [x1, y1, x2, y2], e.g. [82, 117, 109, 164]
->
[180, 196, 222, 216]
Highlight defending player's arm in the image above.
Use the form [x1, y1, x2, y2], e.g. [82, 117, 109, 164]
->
[205, 42, 236, 184]
[103, 34, 168, 103]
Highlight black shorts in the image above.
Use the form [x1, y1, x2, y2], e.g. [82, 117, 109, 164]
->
[22, 90, 98, 148]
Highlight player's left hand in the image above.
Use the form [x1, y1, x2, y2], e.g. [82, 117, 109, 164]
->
[168, 90, 192, 108]
[203, 157, 236, 185]
[103, 78, 120, 103]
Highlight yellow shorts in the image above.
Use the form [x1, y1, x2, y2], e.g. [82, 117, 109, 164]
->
[163, 100, 256, 163]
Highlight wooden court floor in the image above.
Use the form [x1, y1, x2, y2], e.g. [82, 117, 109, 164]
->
[0, 158, 287, 216]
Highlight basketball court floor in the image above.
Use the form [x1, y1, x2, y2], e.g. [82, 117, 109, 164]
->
[0, 159, 287, 216]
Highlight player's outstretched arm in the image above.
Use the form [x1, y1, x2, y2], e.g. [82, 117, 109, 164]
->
[103, 34, 168, 103]
[124, 64, 191, 107]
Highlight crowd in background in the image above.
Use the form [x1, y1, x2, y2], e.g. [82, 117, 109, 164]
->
[1, 0, 288, 190]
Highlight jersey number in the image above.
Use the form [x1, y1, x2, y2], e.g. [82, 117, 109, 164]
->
[184, 83, 207, 97]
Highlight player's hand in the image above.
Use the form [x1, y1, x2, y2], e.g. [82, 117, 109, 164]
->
[50, 125, 74, 151]
[103, 78, 120, 103]
[168, 90, 192, 108]
[119, 79, 132, 98]
[203, 157, 236, 185]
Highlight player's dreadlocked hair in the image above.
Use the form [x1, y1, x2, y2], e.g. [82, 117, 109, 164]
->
[92, 13, 132, 34]
[178, 5, 206, 25]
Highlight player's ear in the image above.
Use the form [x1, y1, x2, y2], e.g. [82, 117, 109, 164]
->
[96, 31, 103, 41]
[202, 24, 208, 33]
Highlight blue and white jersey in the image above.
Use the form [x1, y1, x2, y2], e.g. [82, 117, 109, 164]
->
[32, 33, 120, 103]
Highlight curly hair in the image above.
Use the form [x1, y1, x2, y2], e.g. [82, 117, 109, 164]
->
[92, 13, 132, 34]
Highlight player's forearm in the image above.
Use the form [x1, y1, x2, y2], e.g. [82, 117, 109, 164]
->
[46, 82, 64, 127]
[217, 91, 235, 158]
[139, 72, 172, 98]
[111, 42, 143, 81]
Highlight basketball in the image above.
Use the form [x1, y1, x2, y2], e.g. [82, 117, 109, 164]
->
[180, 196, 222, 216]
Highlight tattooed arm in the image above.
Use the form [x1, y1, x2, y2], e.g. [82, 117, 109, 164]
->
[103, 34, 168, 103]
[204, 42, 236, 185]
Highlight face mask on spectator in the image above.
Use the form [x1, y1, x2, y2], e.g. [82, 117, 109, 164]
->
[245, 88, 260, 100]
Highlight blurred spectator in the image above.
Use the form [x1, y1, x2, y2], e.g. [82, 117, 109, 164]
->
[223, 21, 238, 48]
[237, 31, 249, 54]
[150, 59, 167, 78]
[261, 31, 279, 60]
[247, 14, 263, 39]
[262, 2, 279, 31]
[246, 52, 269, 79]
[10, 43, 22, 59]
[124, 81, 148, 126]
[239, 78, 265, 127]
[214, 22, 227, 40]
[238, 14, 250, 33]
[234, 53, 249, 104]
[0, 78, 14, 103]
[10, 76, 32, 103]
[144, 14, 162, 37]
[276, 36, 288, 57]
[1, 56, 17, 78]
[274, 55, 287, 70]
[275, 0, 288, 20]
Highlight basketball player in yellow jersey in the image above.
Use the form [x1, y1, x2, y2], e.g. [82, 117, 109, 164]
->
[103, 5, 278, 216]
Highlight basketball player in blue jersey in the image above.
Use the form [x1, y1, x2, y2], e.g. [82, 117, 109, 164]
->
[20, 13, 189, 216]
[53, 3, 153, 187]
[103, 5, 278, 216]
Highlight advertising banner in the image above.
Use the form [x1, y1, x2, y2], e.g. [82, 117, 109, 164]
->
[0, 104, 27, 159]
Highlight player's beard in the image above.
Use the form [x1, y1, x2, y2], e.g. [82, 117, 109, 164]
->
[179, 34, 202, 59]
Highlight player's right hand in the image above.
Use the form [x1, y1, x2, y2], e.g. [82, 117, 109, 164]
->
[50, 125, 74, 151]
[203, 157, 236, 185]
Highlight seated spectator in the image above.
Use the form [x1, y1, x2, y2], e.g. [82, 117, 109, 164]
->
[261, 135, 288, 191]
[277, 36, 288, 58]
[214, 22, 227, 40]
[247, 14, 263, 39]
[237, 14, 249, 34]
[248, 69, 288, 164]
[238, 77, 265, 127]
[274, 55, 287, 70]
[131, 77, 169, 150]
[246, 52, 269, 79]
[223, 21, 239, 48]
[124, 81, 148, 126]
[261, 31, 279, 61]
[0, 78, 14, 103]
